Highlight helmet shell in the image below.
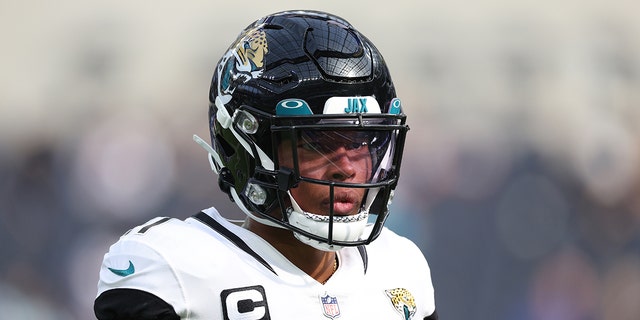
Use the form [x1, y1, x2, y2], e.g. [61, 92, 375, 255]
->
[207, 10, 406, 249]
[209, 10, 397, 193]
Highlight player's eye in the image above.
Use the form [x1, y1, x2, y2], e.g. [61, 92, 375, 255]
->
[346, 141, 368, 151]
[299, 141, 323, 152]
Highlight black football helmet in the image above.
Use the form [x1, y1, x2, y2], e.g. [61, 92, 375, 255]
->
[196, 10, 409, 251]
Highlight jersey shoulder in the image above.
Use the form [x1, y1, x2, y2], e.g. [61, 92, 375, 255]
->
[96, 213, 241, 314]
[98, 212, 243, 288]
[96, 209, 281, 319]
[96, 216, 207, 290]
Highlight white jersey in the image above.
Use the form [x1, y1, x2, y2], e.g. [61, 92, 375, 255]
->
[95, 207, 437, 320]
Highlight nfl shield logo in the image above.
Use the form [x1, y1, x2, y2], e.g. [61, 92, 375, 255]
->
[320, 294, 341, 319]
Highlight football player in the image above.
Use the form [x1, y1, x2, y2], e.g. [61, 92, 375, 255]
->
[94, 10, 437, 320]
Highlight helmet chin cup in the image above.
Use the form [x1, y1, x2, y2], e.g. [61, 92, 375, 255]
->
[286, 204, 369, 251]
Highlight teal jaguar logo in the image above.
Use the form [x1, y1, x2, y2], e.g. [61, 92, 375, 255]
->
[217, 26, 269, 104]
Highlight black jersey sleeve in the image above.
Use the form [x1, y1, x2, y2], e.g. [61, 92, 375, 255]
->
[425, 309, 438, 320]
[94, 288, 180, 320]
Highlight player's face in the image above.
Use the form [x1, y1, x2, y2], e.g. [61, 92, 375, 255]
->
[278, 130, 373, 216]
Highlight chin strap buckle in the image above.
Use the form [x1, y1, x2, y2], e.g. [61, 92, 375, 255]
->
[277, 167, 298, 191]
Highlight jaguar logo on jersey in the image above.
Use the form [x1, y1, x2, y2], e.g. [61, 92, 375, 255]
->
[320, 294, 341, 319]
[221, 285, 271, 320]
[216, 26, 269, 104]
[385, 288, 417, 320]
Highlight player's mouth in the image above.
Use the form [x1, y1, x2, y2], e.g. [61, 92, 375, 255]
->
[322, 193, 360, 215]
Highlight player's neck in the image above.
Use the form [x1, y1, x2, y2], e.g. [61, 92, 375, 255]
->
[243, 218, 338, 284]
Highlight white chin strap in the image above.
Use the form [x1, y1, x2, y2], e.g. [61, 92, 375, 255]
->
[286, 191, 375, 251]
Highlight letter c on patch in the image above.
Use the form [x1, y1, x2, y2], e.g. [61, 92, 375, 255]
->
[221, 285, 271, 320]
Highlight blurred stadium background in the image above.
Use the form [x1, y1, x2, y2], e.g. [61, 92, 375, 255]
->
[2, 0, 640, 319]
